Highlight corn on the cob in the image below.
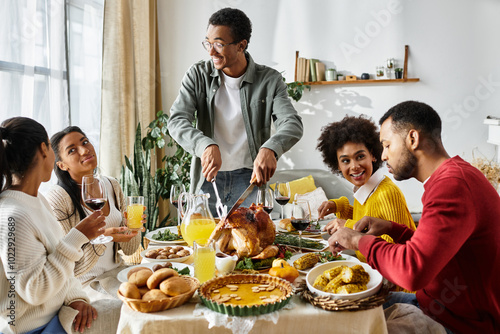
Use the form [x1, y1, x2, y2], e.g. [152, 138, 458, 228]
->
[351, 265, 370, 285]
[312, 274, 329, 291]
[293, 252, 319, 270]
[335, 283, 367, 294]
[324, 274, 344, 293]
[324, 266, 345, 280]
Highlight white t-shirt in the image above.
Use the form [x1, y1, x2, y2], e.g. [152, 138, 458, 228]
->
[214, 72, 253, 171]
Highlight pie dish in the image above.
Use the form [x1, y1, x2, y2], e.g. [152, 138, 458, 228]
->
[198, 274, 293, 316]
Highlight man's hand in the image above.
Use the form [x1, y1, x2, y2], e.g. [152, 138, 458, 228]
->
[251, 148, 277, 186]
[201, 145, 222, 181]
[322, 218, 347, 235]
[317, 200, 337, 220]
[328, 227, 363, 254]
[353, 216, 393, 236]
[69, 301, 97, 333]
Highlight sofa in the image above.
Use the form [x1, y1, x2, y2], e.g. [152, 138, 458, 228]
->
[268, 168, 354, 220]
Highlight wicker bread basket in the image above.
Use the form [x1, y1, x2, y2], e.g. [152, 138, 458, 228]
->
[117, 276, 199, 313]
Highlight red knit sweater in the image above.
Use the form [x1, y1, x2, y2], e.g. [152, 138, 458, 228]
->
[359, 156, 500, 334]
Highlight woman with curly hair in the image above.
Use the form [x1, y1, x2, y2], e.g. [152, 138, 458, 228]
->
[317, 115, 416, 264]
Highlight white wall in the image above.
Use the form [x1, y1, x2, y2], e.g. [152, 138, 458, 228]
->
[157, 0, 500, 212]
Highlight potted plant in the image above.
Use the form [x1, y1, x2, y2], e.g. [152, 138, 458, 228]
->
[395, 68, 403, 79]
[282, 74, 311, 102]
[120, 111, 191, 245]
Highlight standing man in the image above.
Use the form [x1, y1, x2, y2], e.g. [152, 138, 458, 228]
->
[167, 8, 303, 215]
[329, 101, 500, 333]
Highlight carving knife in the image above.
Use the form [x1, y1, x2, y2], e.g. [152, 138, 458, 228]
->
[225, 177, 257, 218]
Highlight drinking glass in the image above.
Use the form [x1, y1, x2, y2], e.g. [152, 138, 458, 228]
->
[193, 238, 215, 283]
[127, 196, 144, 231]
[81, 174, 112, 244]
[170, 184, 186, 227]
[274, 181, 291, 219]
[291, 200, 311, 253]
[256, 186, 274, 215]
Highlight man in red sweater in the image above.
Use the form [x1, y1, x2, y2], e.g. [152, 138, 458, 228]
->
[329, 101, 500, 334]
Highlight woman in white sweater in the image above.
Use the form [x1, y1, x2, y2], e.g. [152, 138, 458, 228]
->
[45, 126, 142, 285]
[0, 117, 105, 333]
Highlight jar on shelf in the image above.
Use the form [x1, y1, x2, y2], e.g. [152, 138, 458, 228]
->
[386, 58, 395, 69]
[376, 66, 384, 79]
[325, 69, 336, 81]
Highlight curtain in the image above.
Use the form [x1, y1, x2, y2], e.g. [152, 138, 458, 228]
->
[99, 0, 162, 178]
[0, 0, 69, 135]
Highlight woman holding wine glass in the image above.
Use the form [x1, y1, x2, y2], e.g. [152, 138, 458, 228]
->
[274, 181, 290, 219]
[0, 117, 106, 333]
[46, 126, 143, 286]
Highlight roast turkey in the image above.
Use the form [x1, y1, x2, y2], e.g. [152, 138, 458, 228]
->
[208, 203, 277, 259]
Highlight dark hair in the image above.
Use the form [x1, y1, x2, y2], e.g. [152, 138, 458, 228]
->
[379, 101, 442, 144]
[0, 117, 48, 193]
[208, 8, 252, 50]
[50, 126, 88, 220]
[317, 115, 383, 175]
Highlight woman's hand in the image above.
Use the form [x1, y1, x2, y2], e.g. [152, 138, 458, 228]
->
[69, 301, 97, 333]
[74, 211, 106, 240]
[322, 218, 347, 235]
[317, 200, 337, 220]
[103, 226, 139, 242]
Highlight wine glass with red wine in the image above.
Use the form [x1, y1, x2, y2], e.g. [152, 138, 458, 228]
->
[274, 181, 290, 219]
[256, 186, 274, 215]
[170, 183, 186, 226]
[291, 200, 311, 253]
[81, 174, 112, 244]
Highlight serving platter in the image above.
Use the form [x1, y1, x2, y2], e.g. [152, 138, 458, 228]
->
[117, 262, 194, 282]
[305, 261, 383, 300]
[140, 245, 192, 263]
[144, 226, 185, 245]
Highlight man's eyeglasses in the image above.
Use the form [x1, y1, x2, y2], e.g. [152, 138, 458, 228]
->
[202, 40, 238, 53]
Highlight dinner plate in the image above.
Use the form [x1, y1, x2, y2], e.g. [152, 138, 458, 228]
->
[140, 245, 192, 263]
[144, 226, 185, 244]
[117, 262, 194, 282]
[274, 235, 329, 252]
[288, 252, 360, 274]
[273, 219, 329, 237]
[306, 261, 383, 300]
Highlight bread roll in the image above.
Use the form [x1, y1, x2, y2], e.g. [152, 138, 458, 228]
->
[279, 218, 295, 232]
[128, 269, 153, 287]
[142, 289, 168, 301]
[159, 276, 191, 297]
[147, 268, 178, 289]
[126, 266, 152, 280]
[119, 282, 141, 299]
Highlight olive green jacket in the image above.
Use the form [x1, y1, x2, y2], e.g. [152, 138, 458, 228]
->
[168, 52, 303, 193]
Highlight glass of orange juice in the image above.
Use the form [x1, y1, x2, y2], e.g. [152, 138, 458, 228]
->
[193, 238, 215, 283]
[127, 196, 144, 231]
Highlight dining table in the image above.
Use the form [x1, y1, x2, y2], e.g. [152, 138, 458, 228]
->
[112, 222, 388, 334]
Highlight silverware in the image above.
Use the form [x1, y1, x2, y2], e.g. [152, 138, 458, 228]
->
[211, 178, 226, 221]
[226, 179, 257, 218]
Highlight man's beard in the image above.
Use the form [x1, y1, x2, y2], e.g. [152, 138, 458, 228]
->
[391, 146, 418, 181]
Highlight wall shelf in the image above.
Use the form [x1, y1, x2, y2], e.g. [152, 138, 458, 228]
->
[294, 45, 419, 86]
[300, 78, 420, 86]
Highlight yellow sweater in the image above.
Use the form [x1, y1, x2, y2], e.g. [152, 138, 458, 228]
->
[331, 176, 416, 263]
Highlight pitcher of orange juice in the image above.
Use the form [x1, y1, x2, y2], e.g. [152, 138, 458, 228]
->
[179, 193, 216, 247]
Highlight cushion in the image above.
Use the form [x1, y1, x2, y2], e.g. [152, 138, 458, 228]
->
[295, 187, 331, 220]
[270, 175, 317, 204]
